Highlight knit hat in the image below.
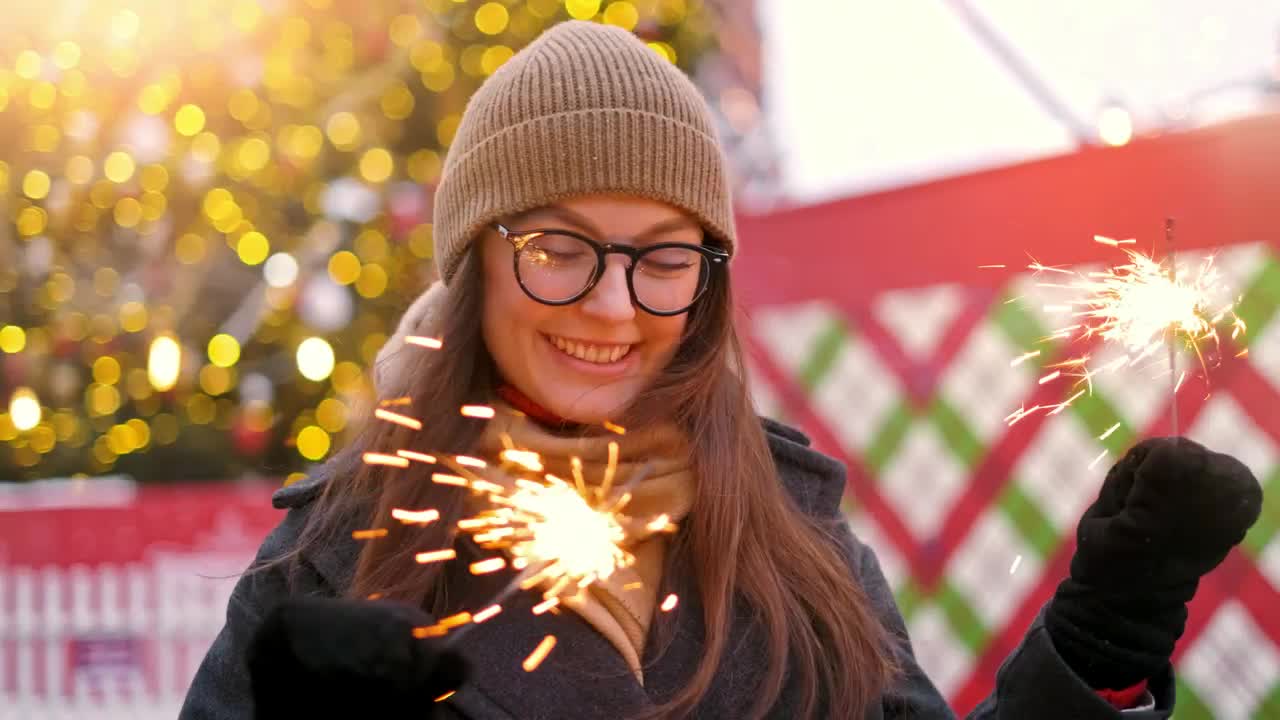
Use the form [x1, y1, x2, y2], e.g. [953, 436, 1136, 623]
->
[433, 19, 736, 283]
[375, 20, 735, 391]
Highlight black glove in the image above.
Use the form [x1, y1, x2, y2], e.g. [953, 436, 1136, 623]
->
[1045, 437, 1263, 690]
[247, 596, 468, 719]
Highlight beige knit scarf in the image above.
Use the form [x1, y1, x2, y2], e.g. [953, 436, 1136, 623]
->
[476, 404, 695, 683]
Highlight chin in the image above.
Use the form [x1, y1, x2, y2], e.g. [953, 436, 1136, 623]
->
[545, 388, 632, 425]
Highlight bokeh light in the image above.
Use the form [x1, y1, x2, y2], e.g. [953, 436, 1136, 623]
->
[148, 335, 182, 392]
[264, 253, 300, 288]
[9, 387, 42, 432]
[297, 337, 336, 381]
[208, 334, 242, 368]
[1098, 106, 1134, 147]
[296, 425, 331, 460]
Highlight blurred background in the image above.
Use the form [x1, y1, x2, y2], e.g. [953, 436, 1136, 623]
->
[2, 1, 1279, 717]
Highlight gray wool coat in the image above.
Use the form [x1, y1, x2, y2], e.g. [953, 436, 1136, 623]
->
[180, 419, 1175, 719]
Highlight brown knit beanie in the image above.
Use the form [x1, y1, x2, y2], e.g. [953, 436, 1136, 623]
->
[376, 20, 734, 391]
[433, 19, 736, 283]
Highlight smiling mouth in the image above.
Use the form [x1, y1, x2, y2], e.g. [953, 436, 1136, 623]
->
[545, 334, 634, 364]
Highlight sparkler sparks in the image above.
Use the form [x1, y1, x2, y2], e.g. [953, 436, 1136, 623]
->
[391, 508, 440, 525]
[374, 408, 423, 430]
[363, 452, 410, 468]
[391, 428, 676, 674]
[459, 471, 634, 588]
[470, 558, 508, 575]
[397, 450, 437, 464]
[406, 335, 444, 350]
[415, 549, 457, 564]
[461, 405, 497, 419]
[472, 605, 503, 623]
[523, 635, 557, 672]
[375, 335, 675, 674]
[1006, 235, 1244, 426]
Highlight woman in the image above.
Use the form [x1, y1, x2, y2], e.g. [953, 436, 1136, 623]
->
[181, 21, 1262, 719]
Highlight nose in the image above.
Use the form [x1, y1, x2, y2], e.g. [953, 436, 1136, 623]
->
[580, 256, 635, 322]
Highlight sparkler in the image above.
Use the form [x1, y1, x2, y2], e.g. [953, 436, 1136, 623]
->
[1003, 233, 1244, 432]
[352, 337, 682, 674]
[402, 446, 675, 665]
[356, 351, 678, 672]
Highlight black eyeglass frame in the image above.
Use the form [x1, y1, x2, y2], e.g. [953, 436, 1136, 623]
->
[493, 222, 731, 316]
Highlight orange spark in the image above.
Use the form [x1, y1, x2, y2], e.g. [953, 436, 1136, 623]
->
[374, 408, 423, 430]
[439, 612, 472, 629]
[435, 690, 456, 703]
[392, 508, 440, 525]
[470, 558, 507, 575]
[1093, 235, 1137, 247]
[522, 635, 557, 672]
[406, 335, 443, 350]
[456, 455, 488, 469]
[1088, 449, 1109, 470]
[531, 597, 560, 615]
[603, 421, 627, 435]
[397, 449, 437, 464]
[1011, 350, 1041, 367]
[415, 549, 457, 564]
[351, 528, 388, 540]
[470, 479, 506, 494]
[461, 405, 496, 419]
[660, 594, 679, 612]
[432, 473, 469, 487]
[363, 452, 410, 468]
[1098, 422, 1122, 442]
[646, 513, 674, 533]
[500, 449, 544, 472]
[472, 605, 503, 623]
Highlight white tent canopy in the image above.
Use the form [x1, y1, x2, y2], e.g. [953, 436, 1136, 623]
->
[762, 0, 1280, 203]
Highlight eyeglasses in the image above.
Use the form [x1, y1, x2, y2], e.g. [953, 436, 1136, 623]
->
[493, 223, 730, 316]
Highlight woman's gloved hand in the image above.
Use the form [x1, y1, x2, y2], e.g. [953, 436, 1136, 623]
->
[247, 596, 468, 719]
[1045, 437, 1263, 690]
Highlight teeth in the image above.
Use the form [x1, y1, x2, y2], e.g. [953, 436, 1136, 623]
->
[548, 335, 632, 364]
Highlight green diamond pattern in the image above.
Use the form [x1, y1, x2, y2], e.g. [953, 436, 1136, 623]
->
[750, 243, 1280, 717]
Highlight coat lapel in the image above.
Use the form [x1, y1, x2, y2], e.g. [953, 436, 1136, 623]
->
[441, 540, 658, 719]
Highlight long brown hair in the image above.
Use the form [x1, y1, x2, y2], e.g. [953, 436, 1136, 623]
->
[292, 237, 897, 718]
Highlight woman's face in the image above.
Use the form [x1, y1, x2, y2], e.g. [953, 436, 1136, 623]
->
[480, 194, 703, 424]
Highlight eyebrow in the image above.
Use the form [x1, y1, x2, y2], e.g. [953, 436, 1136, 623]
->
[513, 204, 700, 241]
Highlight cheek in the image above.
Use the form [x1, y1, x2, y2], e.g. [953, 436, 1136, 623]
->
[481, 247, 527, 371]
[640, 315, 688, 365]
[482, 256, 559, 377]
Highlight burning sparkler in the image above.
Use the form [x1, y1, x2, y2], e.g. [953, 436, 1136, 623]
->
[1002, 234, 1244, 433]
[357, 340, 678, 672]
[401, 443, 676, 663]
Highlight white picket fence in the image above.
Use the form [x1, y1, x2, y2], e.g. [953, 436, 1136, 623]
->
[0, 554, 249, 719]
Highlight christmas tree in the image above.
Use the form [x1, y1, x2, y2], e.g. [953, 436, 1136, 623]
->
[0, 0, 752, 482]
